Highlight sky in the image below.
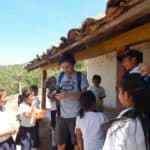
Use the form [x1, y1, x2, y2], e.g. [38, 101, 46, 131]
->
[0, 0, 106, 65]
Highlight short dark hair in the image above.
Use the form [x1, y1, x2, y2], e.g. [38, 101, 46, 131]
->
[58, 53, 76, 66]
[30, 85, 38, 94]
[92, 75, 101, 82]
[117, 49, 143, 64]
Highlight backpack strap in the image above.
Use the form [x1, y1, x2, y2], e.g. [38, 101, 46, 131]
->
[76, 71, 82, 92]
[58, 72, 64, 86]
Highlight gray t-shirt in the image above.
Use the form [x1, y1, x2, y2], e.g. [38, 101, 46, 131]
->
[56, 72, 89, 118]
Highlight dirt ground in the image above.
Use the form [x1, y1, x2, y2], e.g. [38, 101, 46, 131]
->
[38, 118, 52, 150]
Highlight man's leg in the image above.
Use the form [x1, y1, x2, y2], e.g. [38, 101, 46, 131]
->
[56, 117, 69, 150]
[58, 144, 66, 150]
[67, 118, 76, 150]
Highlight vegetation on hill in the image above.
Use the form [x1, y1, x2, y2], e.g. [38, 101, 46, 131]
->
[0, 64, 40, 95]
[0, 61, 87, 95]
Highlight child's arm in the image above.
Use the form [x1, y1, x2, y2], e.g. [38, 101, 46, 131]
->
[100, 87, 106, 99]
[75, 128, 83, 150]
[23, 101, 35, 118]
[0, 126, 16, 137]
[23, 108, 34, 118]
[100, 95, 106, 99]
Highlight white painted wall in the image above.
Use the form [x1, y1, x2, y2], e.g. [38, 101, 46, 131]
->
[87, 51, 117, 109]
[142, 49, 150, 64]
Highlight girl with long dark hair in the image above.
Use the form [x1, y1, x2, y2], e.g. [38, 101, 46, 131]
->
[103, 73, 150, 150]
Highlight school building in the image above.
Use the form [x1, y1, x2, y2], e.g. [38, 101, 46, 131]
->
[25, 0, 150, 112]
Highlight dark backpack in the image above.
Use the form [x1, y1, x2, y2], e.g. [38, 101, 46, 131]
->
[58, 71, 82, 92]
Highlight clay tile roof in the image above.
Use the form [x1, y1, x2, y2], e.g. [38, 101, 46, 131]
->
[25, 0, 148, 71]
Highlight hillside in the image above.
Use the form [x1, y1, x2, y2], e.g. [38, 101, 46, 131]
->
[0, 64, 41, 95]
[0, 61, 87, 95]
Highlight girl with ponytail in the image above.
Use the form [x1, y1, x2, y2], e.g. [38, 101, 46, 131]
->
[16, 89, 39, 150]
[75, 91, 108, 150]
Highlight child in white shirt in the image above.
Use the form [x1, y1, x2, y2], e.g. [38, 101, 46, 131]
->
[16, 89, 41, 150]
[75, 91, 108, 150]
[0, 89, 16, 150]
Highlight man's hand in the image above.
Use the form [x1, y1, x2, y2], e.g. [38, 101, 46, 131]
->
[55, 91, 82, 101]
[55, 91, 68, 101]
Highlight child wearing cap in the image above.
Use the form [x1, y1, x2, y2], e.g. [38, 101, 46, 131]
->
[117, 49, 150, 84]
[117, 49, 143, 74]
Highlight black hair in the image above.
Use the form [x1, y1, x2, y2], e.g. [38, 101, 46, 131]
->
[92, 74, 101, 83]
[58, 53, 76, 66]
[122, 74, 150, 149]
[18, 94, 23, 106]
[117, 49, 143, 64]
[19, 89, 33, 104]
[30, 85, 38, 95]
[107, 74, 150, 149]
[121, 73, 149, 114]
[79, 91, 96, 118]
